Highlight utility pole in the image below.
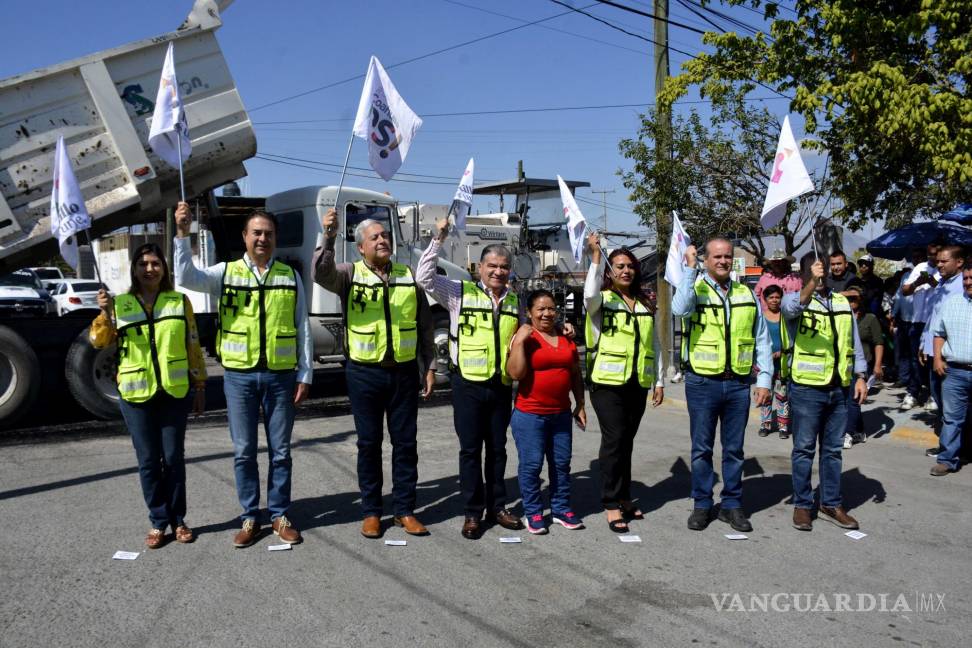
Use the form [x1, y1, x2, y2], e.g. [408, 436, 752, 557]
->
[653, 0, 673, 378]
[591, 189, 615, 232]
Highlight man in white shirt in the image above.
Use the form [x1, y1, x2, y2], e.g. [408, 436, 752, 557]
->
[899, 243, 941, 410]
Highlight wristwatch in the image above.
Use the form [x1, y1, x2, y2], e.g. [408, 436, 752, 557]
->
[855, 373, 866, 380]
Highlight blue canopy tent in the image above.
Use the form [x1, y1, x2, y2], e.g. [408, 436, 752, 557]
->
[865, 221, 972, 260]
[940, 204, 972, 225]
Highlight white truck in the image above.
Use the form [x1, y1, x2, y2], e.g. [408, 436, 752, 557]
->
[0, 0, 466, 427]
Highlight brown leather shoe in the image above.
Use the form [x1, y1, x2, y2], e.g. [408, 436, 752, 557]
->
[232, 519, 260, 548]
[461, 517, 481, 539]
[145, 528, 166, 549]
[361, 515, 382, 539]
[272, 515, 302, 544]
[174, 524, 195, 544]
[792, 508, 812, 531]
[489, 509, 525, 530]
[394, 514, 429, 536]
[930, 463, 955, 477]
[818, 506, 859, 530]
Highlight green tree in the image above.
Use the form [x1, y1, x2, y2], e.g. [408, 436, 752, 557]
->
[659, 0, 972, 229]
[619, 94, 822, 261]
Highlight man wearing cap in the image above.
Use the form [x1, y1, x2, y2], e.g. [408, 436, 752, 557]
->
[754, 250, 802, 309]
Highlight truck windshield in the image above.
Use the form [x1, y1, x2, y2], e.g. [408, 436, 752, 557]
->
[345, 203, 393, 241]
[0, 272, 41, 288]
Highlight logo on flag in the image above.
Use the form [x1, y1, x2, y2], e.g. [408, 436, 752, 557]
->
[352, 56, 422, 181]
[50, 136, 91, 271]
[760, 115, 814, 229]
[449, 158, 475, 232]
[148, 42, 191, 168]
[557, 175, 588, 264]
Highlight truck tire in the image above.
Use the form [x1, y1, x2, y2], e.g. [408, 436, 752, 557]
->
[432, 311, 452, 385]
[0, 325, 41, 428]
[64, 329, 121, 420]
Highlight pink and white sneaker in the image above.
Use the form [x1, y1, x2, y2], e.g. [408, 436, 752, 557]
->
[525, 514, 548, 535]
[552, 511, 585, 530]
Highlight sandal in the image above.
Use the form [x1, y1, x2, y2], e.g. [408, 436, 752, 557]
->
[608, 518, 629, 533]
[619, 501, 645, 520]
[174, 524, 195, 544]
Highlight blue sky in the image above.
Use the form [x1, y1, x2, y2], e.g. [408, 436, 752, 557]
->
[1, 0, 798, 239]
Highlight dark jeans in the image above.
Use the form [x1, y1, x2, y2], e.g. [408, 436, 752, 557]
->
[346, 361, 419, 517]
[789, 382, 847, 509]
[894, 319, 914, 387]
[510, 409, 573, 517]
[684, 372, 750, 510]
[908, 323, 928, 399]
[591, 377, 649, 509]
[938, 367, 972, 469]
[450, 373, 513, 517]
[223, 369, 297, 521]
[118, 392, 191, 530]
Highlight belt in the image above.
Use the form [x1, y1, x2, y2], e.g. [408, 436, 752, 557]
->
[686, 369, 749, 382]
[948, 361, 972, 371]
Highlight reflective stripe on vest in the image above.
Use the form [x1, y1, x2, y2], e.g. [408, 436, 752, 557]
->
[584, 290, 655, 388]
[782, 293, 855, 386]
[682, 279, 758, 377]
[346, 261, 418, 364]
[454, 281, 519, 384]
[217, 259, 298, 371]
[114, 291, 190, 403]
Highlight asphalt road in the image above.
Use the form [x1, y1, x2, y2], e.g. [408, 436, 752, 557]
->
[1, 380, 969, 647]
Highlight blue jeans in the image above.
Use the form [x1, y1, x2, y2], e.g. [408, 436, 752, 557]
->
[789, 382, 847, 509]
[223, 369, 297, 521]
[345, 361, 419, 517]
[908, 324, 927, 399]
[894, 319, 913, 387]
[510, 409, 573, 517]
[684, 372, 750, 510]
[118, 392, 190, 530]
[938, 367, 972, 469]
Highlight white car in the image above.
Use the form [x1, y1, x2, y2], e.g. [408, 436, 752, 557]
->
[52, 279, 105, 316]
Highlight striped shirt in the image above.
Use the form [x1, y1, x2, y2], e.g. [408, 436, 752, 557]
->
[932, 291, 972, 364]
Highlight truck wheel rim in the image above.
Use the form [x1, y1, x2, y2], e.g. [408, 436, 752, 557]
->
[93, 346, 119, 401]
[433, 327, 450, 383]
[0, 355, 17, 404]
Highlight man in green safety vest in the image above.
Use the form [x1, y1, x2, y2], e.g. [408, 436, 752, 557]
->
[415, 217, 525, 540]
[314, 208, 436, 539]
[782, 253, 868, 532]
[672, 238, 772, 533]
[175, 202, 312, 548]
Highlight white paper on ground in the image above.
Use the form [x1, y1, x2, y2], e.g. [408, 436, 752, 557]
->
[618, 535, 642, 543]
[845, 530, 867, 540]
[268, 544, 292, 551]
[500, 537, 522, 543]
[385, 539, 407, 546]
[725, 534, 749, 540]
[112, 551, 139, 560]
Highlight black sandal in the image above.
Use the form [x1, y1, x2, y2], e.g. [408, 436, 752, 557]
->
[619, 502, 645, 520]
[608, 518, 629, 533]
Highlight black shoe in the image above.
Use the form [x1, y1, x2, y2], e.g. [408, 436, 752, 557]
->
[851, 433, 866, 444]
[779, 430, 790, 440]
[758, 426, 772, 437]
[926, 445, 944, 457]
[718, 507, 753, 533]
[687, 507, 713, 531]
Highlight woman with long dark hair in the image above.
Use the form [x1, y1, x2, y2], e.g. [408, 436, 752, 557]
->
[584, 232, 664, 533]
[90, 243, 207, 548]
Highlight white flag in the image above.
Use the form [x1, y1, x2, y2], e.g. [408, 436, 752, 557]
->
[352, 56, 423, 181]
[665, 211, 691, 287]
[760, 115, 814, 229]
[49, 136, 91, 271]
[148, 42, 191, 168]
[448, 158, 475, 231]
[557, 175, 588, 264]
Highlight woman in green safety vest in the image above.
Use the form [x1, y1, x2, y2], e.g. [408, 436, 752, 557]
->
[90, 243, 207, 549]
[584, 232, 664, 534]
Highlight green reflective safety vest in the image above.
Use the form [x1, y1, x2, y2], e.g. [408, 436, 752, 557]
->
[452, 281, 519, 384]
[781, 292, 855, 387]
[585, 290, 655, 388]
[682, 278, 758, 377]
[114, 291, 189, 403]
[346, 260, 418, 364]
[217, 259, 298, 371]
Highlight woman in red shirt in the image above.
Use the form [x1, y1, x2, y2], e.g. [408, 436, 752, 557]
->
[507, 289, 587, 534]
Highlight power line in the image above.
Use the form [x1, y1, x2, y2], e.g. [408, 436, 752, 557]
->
[589, 0, 708, 34]
[253, 155, 459, 185]
[249, 2, 601, 113]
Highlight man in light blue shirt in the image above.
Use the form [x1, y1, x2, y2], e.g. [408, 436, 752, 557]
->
[930, 260, 972, 475]
[672, 238, 771, 533]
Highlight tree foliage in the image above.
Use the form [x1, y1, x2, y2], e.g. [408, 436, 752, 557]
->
[658, 0, 972, 229]
[619, 94, 822, 261]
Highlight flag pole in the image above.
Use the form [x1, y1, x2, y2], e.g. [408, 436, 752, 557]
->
[330, 131, 355, 233]
[176, 131, 186, 203]
[83, 228, 103, 285]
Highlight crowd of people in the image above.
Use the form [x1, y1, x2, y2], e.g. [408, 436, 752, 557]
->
[91, 202, 971, 548]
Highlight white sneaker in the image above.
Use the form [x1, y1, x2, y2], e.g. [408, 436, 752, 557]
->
[924, 399, 938, 412]
[843, 434, 853, 449]
[900, 394, 916, 410]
